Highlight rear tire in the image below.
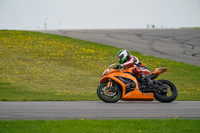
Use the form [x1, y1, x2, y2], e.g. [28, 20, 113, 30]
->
[153, 80, 178, 103]
[97, 82, 122, 103]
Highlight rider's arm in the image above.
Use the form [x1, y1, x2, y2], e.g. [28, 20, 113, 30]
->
[123, 55, 141, 68]
[133, 56, 141, 68]
[123, 55, 134, 68]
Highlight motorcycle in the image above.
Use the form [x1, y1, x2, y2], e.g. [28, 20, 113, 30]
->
[97, 64, 178, 103]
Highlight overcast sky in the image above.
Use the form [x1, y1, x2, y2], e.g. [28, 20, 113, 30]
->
[0, 0, 200, 30]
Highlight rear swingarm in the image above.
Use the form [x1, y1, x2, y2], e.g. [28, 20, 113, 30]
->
[141, 81, 168, 93]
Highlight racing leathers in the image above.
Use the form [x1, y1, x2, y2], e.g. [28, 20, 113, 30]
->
[122, 55, 150, 75]
[121, 55, 152, 88]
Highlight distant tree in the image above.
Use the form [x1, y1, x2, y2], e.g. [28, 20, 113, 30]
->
[44, 23, 47, 29]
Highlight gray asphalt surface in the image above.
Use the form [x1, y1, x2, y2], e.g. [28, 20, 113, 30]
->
[40, 29, 200, 66]
[0, 101, 200, 120]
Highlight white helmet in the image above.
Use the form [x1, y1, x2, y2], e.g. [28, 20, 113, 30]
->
[117, 49, 130, 64]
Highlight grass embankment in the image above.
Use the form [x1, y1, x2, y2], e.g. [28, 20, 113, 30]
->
[0, 30, 200, 101]
[181, 27, 200, 29]
[0, 119, 200, 133]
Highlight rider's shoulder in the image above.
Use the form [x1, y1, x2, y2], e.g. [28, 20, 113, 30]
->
[130, 55, 137, 59]
[131, 55, 140, 62]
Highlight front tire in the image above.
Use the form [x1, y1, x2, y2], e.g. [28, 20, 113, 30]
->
[153, 79, 178, 103]
[97, 82, 122, 103]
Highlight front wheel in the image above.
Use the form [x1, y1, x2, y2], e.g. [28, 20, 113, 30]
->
[153, 79, 178, 103]
[97, 82, 122, 103]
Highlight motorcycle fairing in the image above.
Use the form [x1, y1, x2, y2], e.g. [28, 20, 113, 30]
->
[100, 69, 154, 101]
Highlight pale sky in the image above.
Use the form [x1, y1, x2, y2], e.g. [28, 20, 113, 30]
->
[0, 0, 200, 30]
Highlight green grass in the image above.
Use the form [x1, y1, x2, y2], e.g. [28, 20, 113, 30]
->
[0, 119, 200, 133]
[180, 27, 200, 29]
[0, 30, 200, 101]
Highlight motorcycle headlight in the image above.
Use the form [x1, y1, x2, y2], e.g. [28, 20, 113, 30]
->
[101, 69, 110, 77]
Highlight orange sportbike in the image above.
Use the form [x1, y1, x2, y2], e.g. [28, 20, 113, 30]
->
[97, 64, 178, 103]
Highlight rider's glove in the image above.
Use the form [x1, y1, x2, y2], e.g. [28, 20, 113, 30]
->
[115, 64, 124, 69]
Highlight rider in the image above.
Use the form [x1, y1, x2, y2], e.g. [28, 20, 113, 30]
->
[116, 49, 153, 89]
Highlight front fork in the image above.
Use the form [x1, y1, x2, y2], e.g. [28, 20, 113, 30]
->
[107, 81, 111, 88]
[107, 80, 117, 92]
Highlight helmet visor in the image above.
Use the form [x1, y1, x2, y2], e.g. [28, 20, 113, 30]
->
[118, 54, 124, 63]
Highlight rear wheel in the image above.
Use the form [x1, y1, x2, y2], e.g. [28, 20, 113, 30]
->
[97, 82, 122, 103]
[153, 80, 178, 103]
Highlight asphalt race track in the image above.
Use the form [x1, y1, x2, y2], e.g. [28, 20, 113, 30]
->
[0, 101, 200, 120]
[40, 29, 200, 66]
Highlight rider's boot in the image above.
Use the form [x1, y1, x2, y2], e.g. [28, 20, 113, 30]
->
[141, 74, 153, 90]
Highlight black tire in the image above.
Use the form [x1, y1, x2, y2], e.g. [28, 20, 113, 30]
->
[153, 79, 178, 103]
[97, 82, 122, 103]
